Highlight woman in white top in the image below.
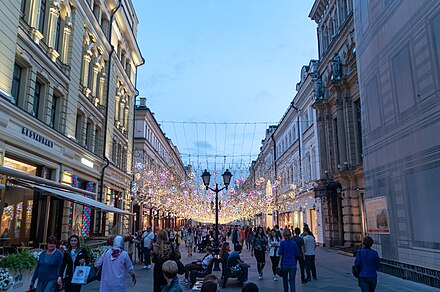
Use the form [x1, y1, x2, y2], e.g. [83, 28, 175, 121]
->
[186, 228, 194, 257]
[268, 229, 282, 281]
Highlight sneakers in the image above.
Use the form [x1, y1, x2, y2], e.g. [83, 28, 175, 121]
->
[142, 265, 151, 270]
[258, 273, 263, 280]
[273, 276, 278, 281]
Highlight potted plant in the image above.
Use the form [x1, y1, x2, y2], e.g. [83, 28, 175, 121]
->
[0, 251, 37, 291]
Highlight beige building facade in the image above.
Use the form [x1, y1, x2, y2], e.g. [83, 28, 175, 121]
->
[0, 0, 143, 244]
[309, 0, 365, 247]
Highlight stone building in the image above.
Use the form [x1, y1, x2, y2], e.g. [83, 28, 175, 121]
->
[0, 0, 143, 244]
[353, 0, 440, 287]
[133, 97, 189, 231]
[309, 0, 365, 247]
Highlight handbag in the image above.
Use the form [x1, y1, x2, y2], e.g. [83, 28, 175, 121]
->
[275, 266, 284, 277]
[86, 264, 100, 283]
[352, 249, 362, 278]
[171, 243, 186, 275]
[71, 265, 91, 285]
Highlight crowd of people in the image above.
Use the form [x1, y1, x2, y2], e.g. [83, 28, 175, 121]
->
[28, 224, 380, 292]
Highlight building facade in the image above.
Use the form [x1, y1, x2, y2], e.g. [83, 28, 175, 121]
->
[354, 0, 440, 287]
[309, 0, 365, 247]
[0, 0, 143, 244]
[133, 97, 189, 232]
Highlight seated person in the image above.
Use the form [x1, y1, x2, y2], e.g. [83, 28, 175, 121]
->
[227, 244, 249, 284]
[242, 282, 259, 292]
[184, 246, 214, 282]
[162, 260, 183, 292]
[201, 274, 219, 292]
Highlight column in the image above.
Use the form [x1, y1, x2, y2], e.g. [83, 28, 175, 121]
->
[82, 54, 92, 89]
[124, 106, 129, 131]
[47, 4, 60, 49]
[61, 22, 72, 64]
[115, 95, 120, 124]
[119, 101, 125, 128]
[91, 64, 99, 99]
[336, 93, 347, 167]
[98, 74, 105, 104]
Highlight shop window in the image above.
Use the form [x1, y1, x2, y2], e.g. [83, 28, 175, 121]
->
[0, 157, 37, 244]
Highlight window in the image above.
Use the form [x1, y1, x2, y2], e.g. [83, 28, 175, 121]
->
[33, 81, 42, 118]
[51, 93, 60, 129]
[38, 0, 47, 33]
[334, 118, 340, 167]
[20, 0, 27, 17]
[54, 16, 61, 51]
[12, 63, 22, 104]
[85, 120, 92, 150]
[94, 128, 101, 155]
[75, 113, 84, 143]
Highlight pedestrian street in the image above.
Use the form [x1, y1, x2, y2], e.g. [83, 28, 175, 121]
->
[83, 241, 437, 292]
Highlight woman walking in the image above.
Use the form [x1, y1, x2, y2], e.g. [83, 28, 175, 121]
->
[278, 228, 299, 292]
[152, 229, 181, 292]
[29, 235, 63, 292]
[57, 235, 90, 292]
[185, 228, 194, 257]
[268, 229, 281, 281]
[245, 227, 254, 250]
[95, 235, 136, 292]
[354, 236, 380, 292]
[251, 226, 268, 280]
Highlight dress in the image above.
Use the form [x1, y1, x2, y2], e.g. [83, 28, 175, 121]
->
[95, 249, 134, 292]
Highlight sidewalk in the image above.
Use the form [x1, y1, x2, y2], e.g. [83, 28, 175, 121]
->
[83, 243, 438, 291]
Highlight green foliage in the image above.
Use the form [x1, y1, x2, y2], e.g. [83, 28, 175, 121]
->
[0, 251, 37, 272]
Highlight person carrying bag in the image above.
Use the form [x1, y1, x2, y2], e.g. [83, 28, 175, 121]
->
[71, 265, 91, 285]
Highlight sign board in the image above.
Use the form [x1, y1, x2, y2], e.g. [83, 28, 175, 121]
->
[365, 196, 390, 234]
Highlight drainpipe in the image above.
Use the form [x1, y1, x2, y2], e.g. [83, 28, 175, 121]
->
[129, 58, 145, 233]
[99, 0, 122, 233]
[271, 133, 278, 226]
[291, 103, 302, 188]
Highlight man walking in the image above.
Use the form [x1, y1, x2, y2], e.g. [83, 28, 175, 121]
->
[142, 226, 155, 269]
[293, 227, 307, 283]
[232, 225, 242, 247]
[303, 227, 317, 281]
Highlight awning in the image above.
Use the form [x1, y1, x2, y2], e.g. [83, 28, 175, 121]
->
[17, 181, 133, 216]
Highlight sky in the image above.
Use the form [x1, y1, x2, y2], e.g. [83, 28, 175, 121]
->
[132, 0, 318, 184]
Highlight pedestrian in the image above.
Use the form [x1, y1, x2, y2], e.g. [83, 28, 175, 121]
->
[268, 229, 281, 281]
[142, 226, 155, 270]
[161, 260, 183, 292]
[186, 228, 194, 257]
[152, 229, 181, 292]
[278, 228, 299, 292]
[220, 242, 230, 279]
[232, 225, 242, 247]
[303, 227, 317, 281]
[135, 231, 144, 263]
[246, 228, 254, 250]
[240, 227, 246, 246]
[355, 236, 380, 292]
[29, 235, 63, 292]
[95, 235, 136, 292]
[292, 227, 307, 283]
[251, 226, 268, 280]
[57, 234, 90, 292]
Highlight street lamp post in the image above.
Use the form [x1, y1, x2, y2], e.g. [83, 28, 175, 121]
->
[201, 169, 232, 249]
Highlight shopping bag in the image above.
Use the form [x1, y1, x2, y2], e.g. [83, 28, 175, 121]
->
[71, 265, 91, 285]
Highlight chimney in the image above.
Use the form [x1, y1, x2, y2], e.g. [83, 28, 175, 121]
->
[139, 97, 147, 108]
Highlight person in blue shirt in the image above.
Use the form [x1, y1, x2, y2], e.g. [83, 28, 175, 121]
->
[278, 229, 299, 292]
[354, 236, 380, 292]
[227, 244, 249, 285]
[30, 235, 63, 292]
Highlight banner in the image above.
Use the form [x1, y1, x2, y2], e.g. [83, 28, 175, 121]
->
[365, 196, 390, 234]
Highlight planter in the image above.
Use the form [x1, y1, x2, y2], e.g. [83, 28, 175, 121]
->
[9, 269, 33, 291]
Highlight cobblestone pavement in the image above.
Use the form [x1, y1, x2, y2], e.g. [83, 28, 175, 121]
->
[83, 242, 438, 291]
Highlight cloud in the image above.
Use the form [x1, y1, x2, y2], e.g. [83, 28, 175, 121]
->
[194, 140, 214, 150]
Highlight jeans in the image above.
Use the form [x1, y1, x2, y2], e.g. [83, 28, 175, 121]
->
[36, 279, 57, 292]
[281, 265, 297, 292]
[359, 277, 377, 292]
[305, 255, 317, 280]
[254, 250, 266, 274]
[297, 256, 306, 281]
[270, 256, 280, 275]
[143, 246, 151, 266]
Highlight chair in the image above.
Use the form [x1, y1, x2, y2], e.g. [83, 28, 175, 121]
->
[189, 260, 214, 288]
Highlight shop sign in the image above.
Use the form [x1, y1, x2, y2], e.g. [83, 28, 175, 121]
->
[22, 127, 54, 148]
[365, 196, 390, 234]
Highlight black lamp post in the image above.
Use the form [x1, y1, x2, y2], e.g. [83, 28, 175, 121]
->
[201, 169, 232, 249]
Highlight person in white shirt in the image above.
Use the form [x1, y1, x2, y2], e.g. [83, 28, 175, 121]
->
[303, 227, 317, 281]
[268, 229, 281, 281]
[142, 226, 155, 269]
